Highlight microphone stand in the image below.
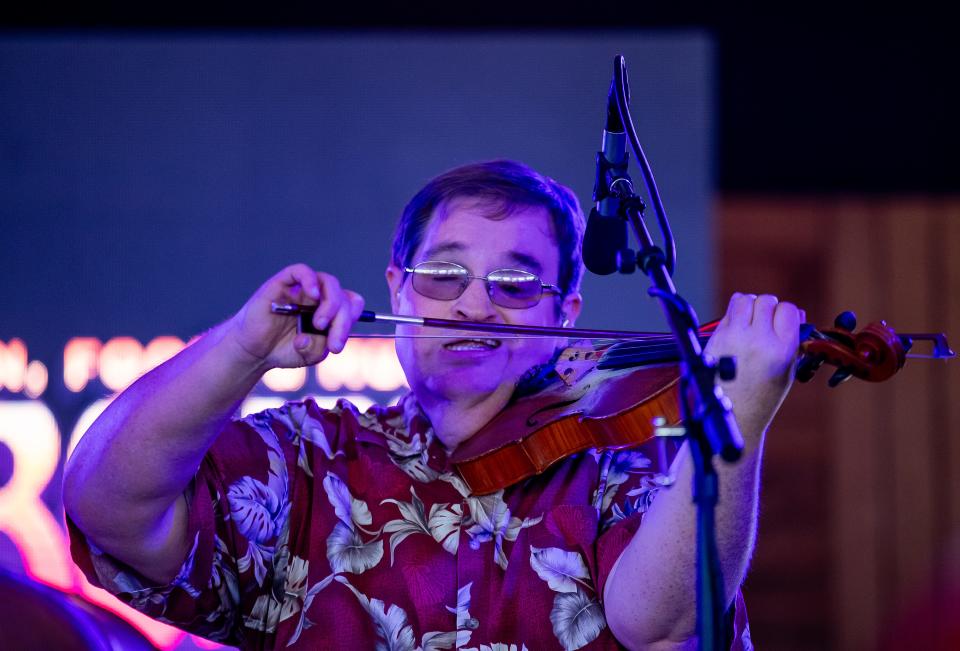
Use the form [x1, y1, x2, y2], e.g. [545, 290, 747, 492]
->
[600, 55, 744, 651]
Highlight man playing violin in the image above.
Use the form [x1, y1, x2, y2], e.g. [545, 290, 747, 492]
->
[65, 160, 801, 650]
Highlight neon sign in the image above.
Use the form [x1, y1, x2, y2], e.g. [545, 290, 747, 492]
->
[1, 335, 407, 649]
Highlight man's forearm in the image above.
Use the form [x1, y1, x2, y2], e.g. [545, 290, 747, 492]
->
[63, 321, 267, 549]
[603, 425, 765, 649]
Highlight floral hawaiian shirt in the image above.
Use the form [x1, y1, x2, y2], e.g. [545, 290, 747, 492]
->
[68, 394, 751, 650]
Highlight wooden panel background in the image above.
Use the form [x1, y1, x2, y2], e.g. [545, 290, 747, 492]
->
[715, 197, 960, 650]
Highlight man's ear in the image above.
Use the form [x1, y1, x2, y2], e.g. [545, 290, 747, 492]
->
[385, 264, 403, 313]
[560, 292, 583, 327]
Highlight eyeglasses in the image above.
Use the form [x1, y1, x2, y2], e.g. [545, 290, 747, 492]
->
[404, 261, 561, 309]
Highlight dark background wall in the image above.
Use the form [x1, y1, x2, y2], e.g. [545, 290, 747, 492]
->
[5, 4, 956, 194]
[0, 33, 713, 353]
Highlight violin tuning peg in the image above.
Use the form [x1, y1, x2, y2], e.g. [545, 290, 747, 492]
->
[827, 366, 854, 388]
[834, 311, 857, 332]
[796, 356, 823, 383]
[717, 356, 737, 381]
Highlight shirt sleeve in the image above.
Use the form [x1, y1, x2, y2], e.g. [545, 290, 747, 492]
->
[591, 437, 753, 651]
[66, 400, 339, 647]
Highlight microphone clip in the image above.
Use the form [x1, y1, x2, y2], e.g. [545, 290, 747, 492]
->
[592, 148, 634, 206]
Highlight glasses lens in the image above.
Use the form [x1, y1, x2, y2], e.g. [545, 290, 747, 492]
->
[487, 270, 542, 308]
[411, 261, 469, 300]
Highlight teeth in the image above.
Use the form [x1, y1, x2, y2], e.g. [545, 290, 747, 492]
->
[444, 339, 500, 351]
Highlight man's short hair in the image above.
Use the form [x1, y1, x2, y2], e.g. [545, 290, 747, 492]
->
[391, 160, 586, 298]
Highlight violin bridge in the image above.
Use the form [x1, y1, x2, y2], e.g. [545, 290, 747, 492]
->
[556, 343, 604, 386]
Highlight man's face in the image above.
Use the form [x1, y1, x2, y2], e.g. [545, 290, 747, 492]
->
[386, 198, 582, 408]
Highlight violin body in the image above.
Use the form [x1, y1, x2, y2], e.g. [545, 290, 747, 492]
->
[450, 347, 683, 495]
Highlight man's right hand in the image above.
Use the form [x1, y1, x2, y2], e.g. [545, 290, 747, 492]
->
[225, 263, 366, 370]
[64, 263, 365, 585]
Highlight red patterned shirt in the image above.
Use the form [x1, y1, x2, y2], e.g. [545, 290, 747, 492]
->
[69, 395, 751, 650]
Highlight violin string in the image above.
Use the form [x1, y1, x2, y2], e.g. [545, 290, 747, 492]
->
[346, 333, 672, 343]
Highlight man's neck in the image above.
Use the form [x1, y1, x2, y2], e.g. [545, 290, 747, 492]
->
[416, 384, 514, 455]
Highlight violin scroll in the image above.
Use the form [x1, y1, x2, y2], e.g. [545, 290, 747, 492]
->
[797, 311, 911, 386]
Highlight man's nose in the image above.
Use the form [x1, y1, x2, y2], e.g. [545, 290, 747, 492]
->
[453, 278, 498, 321]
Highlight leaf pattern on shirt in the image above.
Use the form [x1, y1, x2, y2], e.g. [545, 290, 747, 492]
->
[323, 471, 375, 532]
[438, 471, 472, 498]
[327, 521, 385, 574]
[337, 575, 417, 651]
[382, 486, 432, 564]
[334, 575, 465, 651]
[464, 491, 542, 570]
[229, 409, 293, 586]
[529, 547, 605, 651]
[204, 534, 241, 641]
[267, 401, 344, 477]
[528, 547, 592, 593]
[384, 428, 441, 483]
[445, 581, 476, 648]
[462, 645, 529, 651]
[549, 590, 606, 651]
[245, 508, 307, 636]
[603, 472, 674, 531]
[428, 502, 463, 555]
[244, 522, 316, 636]
[228, 476, 290, 587]
[286, 571, 337, 646]
[589, 448, 652, 514]
[382, 487, 464, 562]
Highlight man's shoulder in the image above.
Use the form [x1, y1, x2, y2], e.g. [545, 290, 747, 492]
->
[223, 395, 410, 457]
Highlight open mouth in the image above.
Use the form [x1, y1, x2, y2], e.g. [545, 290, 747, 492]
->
[442, 338, 502, 351]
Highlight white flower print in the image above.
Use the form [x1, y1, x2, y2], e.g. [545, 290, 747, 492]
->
[625, 472, 673, 512]
[326, 522, 385, 574]
[591, 448, 651, 514]
[322, 471, 383, 575]
[273, 401, 345, 477]
[428, 502, 462, 555]
[439, 471, 472, 498]
[464, 491, 542, 570]
[403, 582, 473, 651]
[528, 547, 606, 650]
[323, 471, 375, 531]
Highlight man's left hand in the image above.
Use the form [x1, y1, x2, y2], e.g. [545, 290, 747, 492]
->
[703, 293, 804, 440]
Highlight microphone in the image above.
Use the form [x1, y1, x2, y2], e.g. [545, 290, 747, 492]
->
[582, 81, 635, 275]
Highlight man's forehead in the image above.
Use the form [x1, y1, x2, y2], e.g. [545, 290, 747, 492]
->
[420, 202, 557, 264]
[433, 195, 553, 225]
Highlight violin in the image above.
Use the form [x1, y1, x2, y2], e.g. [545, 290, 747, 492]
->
[273, 303, 954, 495]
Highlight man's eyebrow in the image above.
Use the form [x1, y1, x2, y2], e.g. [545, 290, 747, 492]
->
[420, 242, 545, 275]
[421, 242, 466, 259]
[506, 251, 544, 274]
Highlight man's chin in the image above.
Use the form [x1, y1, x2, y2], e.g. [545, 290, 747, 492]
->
[422, 371, 505, 401]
